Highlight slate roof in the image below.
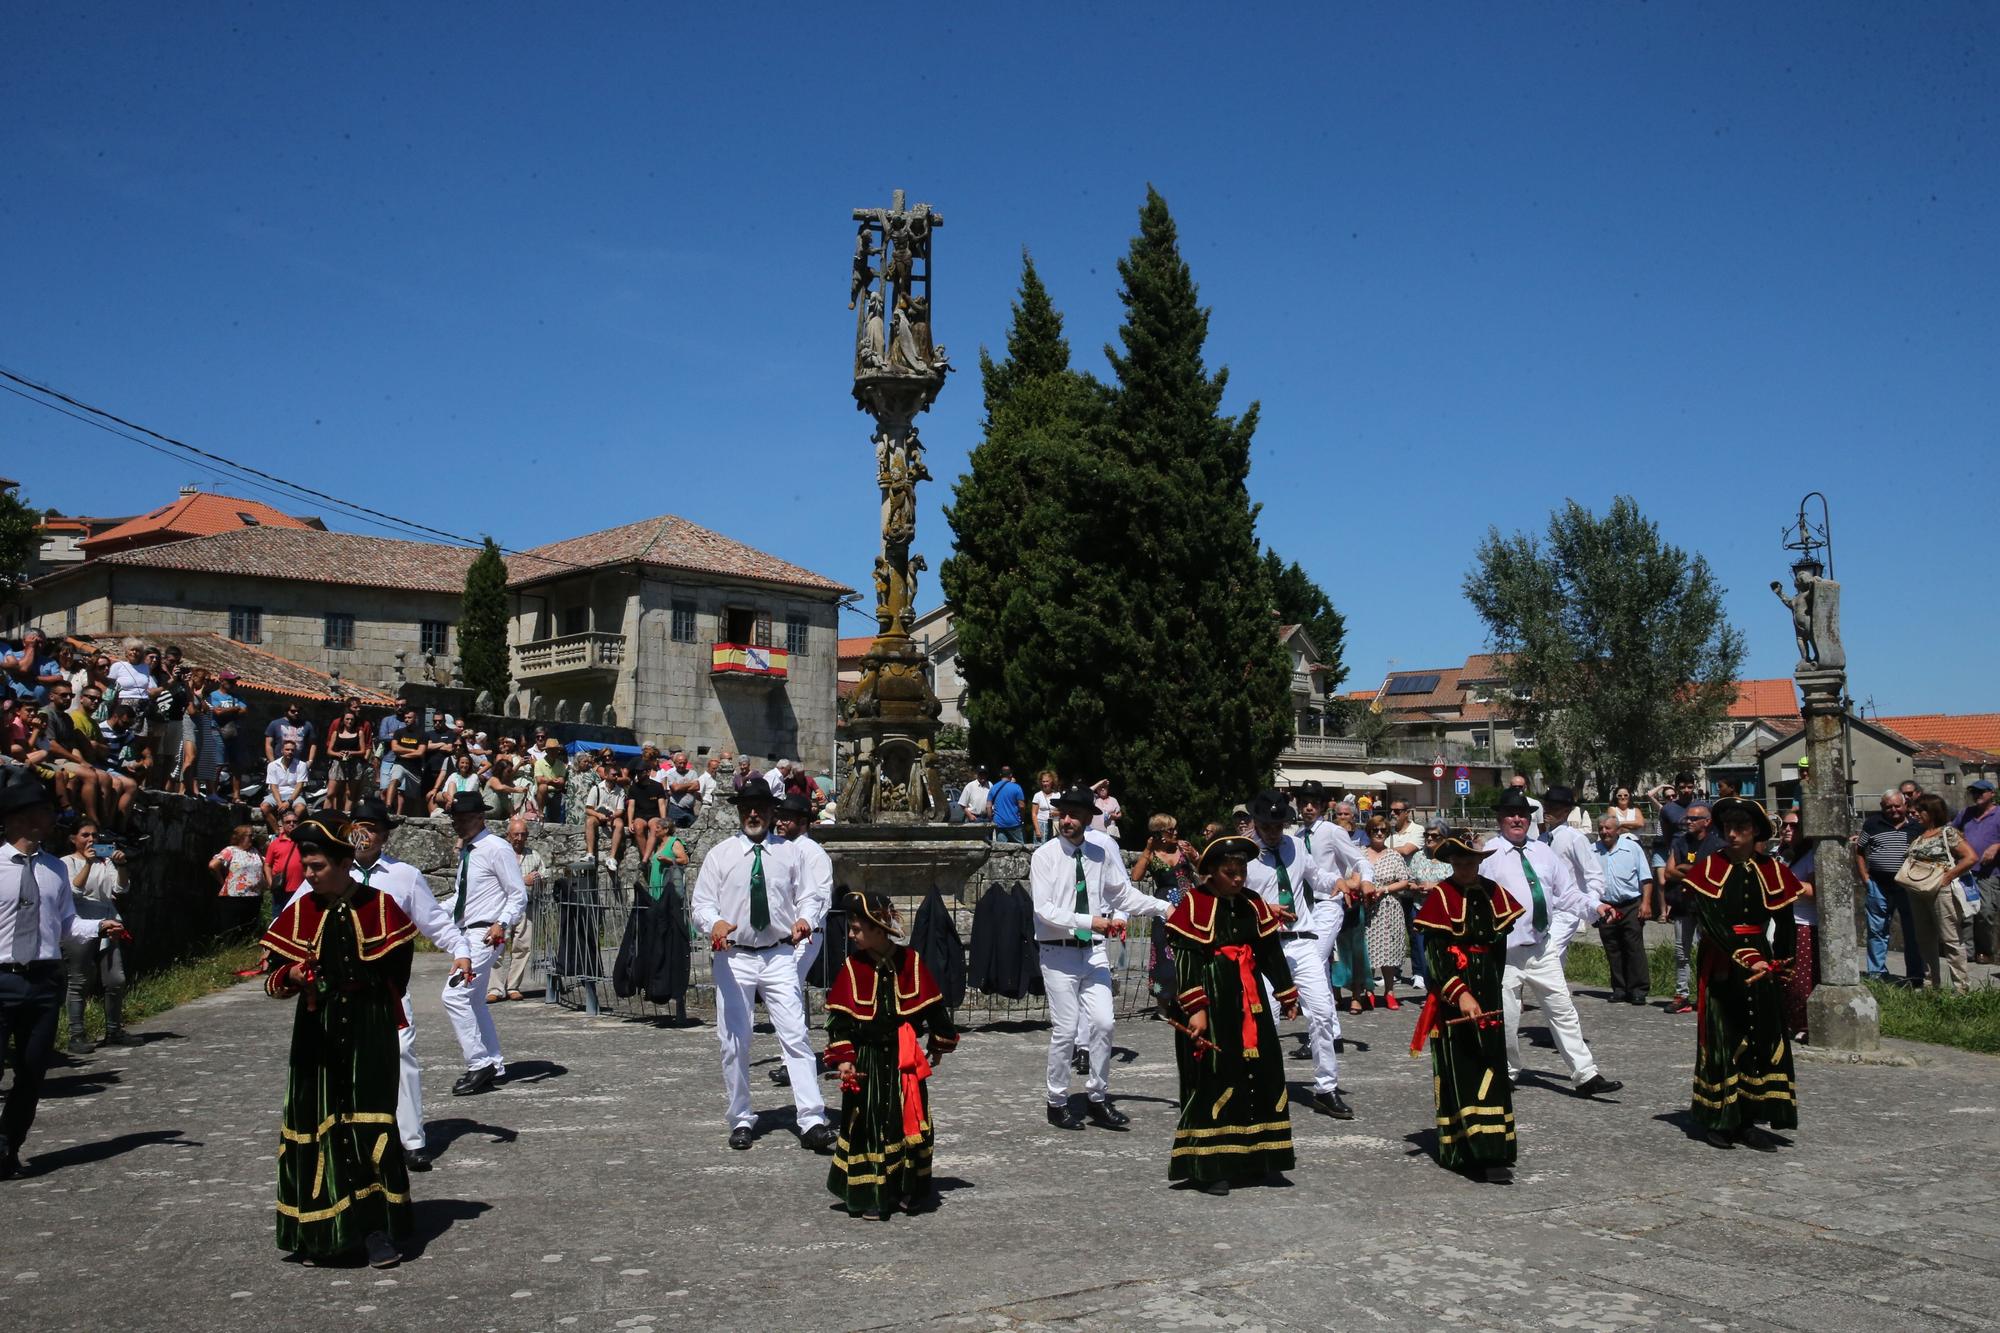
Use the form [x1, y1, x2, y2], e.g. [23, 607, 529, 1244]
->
[80, 490, 312, 555]
[53, 528, 477, 594]
[508, 515, 853, 596]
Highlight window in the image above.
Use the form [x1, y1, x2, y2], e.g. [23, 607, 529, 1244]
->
[229, 605, 262, 644]
[670, 600, 697, 643]
[785, 614, 809, 656]
[64, 606, 77, 634]
[753, 610, 772, 648]
[1513, 730, 1537, 749]
[420, 619, 449, 657]
[324, 613, 355, 650]
[723, 606, 755, 643]
[560, 606, 590, 636]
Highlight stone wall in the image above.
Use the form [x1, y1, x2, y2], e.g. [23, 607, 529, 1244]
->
[384, 814, 594, 899]
[102, 793, 256, 974]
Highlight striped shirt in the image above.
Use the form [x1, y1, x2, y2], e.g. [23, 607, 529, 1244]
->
[1858, 813, 1915, 879]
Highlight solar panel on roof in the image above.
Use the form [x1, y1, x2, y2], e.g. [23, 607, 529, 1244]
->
[1386, 673, 1441, 695]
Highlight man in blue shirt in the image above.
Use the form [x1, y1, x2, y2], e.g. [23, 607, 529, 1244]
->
[988, 766, 1026, 844]
[1593, 811, 1654, 1004]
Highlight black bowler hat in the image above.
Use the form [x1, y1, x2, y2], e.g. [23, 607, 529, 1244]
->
[777, 792, 813, 817]
[349, 796, 393, 827]
[1293, 780, 1330, 805]
[446, 790, 488, 817]
[1248, 788, 1294, 825]
[1051, 784, 1097, 813]
[1495, 788, 1535, 815]
[1542, 786, 1577, 808]
[1198, 834, 1259, 872]
[0, 769, 55, 816]
[733, 775, 778, 805]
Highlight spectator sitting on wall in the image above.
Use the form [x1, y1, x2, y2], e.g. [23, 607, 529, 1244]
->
[1, 627, 66, 703]
[587, 762, 629, 870]
[530, 744, 568, 822]
[39, 679, 111, 829]
[483, 755, 527, 819]
[69, 678, 137, 833]
[1, 694, 32, 764]
[625, 751, 668, 868]
[262, 737, 310, 831]
[432, 749, 484, 814]
[663, 749, 699, 828]
[698, 753, 722, 809]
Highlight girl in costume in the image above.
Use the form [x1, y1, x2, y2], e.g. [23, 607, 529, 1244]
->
[1409, 831, 1523, 1180]
[822, 891, 958, 1219]
[1165, 835, 1301, 1196]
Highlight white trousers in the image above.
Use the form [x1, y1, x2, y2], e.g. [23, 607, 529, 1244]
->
[396, 994, 425, 1150]
[1550, 912, 1585, 962]
[1040, 943, 1115, 1105]
[712, 945, 827, 1132]
[1270, 934, 1341, 1094]
[440, 937, 505, 1074]
[1501, 938, 1597, 1084]
[794, 931, 824, 988]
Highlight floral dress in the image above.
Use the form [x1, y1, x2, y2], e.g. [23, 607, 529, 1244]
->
[1365, 849, 1411, 971]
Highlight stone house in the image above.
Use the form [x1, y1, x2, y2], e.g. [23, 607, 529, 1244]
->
[14, 526, 474, 690]
[505, 514, 851, 773]
[1758, 714, 1920, 810]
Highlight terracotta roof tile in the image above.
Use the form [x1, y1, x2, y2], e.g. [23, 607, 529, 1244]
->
[65, 631, 396, 706]
[1459, 652, 1513, 681]
[80, 490, 311, 554]
[508, 514, 852, 596]
[836, 635, 876, 662]
[61, 527, 477, 594]
[1876, 713, 2000, 756]
[1729, 679, 1801, 719]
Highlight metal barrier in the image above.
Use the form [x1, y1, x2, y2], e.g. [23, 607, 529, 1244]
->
[531, 868, 1168, 1027]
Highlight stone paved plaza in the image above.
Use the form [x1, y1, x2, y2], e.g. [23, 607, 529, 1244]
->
[3, 953, 1997, 1332]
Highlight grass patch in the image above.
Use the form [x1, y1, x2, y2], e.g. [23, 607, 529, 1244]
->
[60, 936, 265, 1046]
[1866, 979, 2000, 1055]
[1563, 941, 1679, 996]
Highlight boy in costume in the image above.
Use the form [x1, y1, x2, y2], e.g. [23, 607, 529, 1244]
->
[1409, 831, 1523, 1180]
[1165, 835, 1301, 1196]
[822, 891, 959, 1218]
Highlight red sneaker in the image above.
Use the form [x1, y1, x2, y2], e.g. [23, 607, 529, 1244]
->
[1668, 996, 1694, 1015]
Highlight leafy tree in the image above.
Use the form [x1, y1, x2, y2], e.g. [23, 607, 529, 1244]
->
[0, 487, 39, 587]
[459, 537, 511, 703]
[1463, 496, 1744, 797]
[1347, 700, 1391, 753]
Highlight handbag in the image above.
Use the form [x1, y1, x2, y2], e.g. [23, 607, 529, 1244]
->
[1895, 828, 1956, 894]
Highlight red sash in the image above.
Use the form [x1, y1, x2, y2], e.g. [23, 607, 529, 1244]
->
[896, 1021, 933, 1138]
[1216, 943, 1264, 1058]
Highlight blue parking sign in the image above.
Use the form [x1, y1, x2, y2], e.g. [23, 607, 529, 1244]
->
[1453, 778, 1471, 796]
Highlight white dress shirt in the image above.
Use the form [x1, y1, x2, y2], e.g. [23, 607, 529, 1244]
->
[763, 766, 788, 795]
[442, 828, 528, 930]
[2, 844, 104, 963]
[691, 832, 806, 949]
[265, 757, 308, 802]
[289, 854, 470, 957]
[1028, 834, 1165, 942]
[770, 832, 835, 929]
[1304, 817, 1376, 886]
[1540, 823, 1606, 919]
[1247, 830, 1328, 920]
[1480, 835, 1592, 949]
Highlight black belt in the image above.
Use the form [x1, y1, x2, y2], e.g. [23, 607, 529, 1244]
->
[1040, 938, 1099, 949]
[465, 920, 496, 930]
[733, 940, 788, 952]
[0, 960, 62, 977]
[1280, 931, 1319, 940]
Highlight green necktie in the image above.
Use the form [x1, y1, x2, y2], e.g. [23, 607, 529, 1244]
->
[1303, 826, 1313, 853]
[1271, 849, 1294, 913]
[453, 845, 470, 927]
[1514, 846, 1549, 932]
[749, 843, 770, 932]
[1072, 846, 1092, 943]
[360, 863, 375, 888]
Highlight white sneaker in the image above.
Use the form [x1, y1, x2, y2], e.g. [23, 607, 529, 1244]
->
[1411, 976, 1426, 992]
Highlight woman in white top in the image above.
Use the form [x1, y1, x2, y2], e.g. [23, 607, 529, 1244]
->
[431, 749, 484, 813]
[62, 821, 134, 1052]
[1031, 769, 1061, 842]
[1609, 787, 1647, 834]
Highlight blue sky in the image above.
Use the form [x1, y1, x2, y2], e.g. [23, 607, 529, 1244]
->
[3, 3, 1993, 713]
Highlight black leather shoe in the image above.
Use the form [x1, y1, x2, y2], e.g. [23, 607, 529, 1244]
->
[800, 1124, 836, 1153]
[1703, 1129, 1736, 1150]
[102, 1028, 144, 1047]
[403, 1147, 434, 1172]
[1045, 1103, 1084, 1131]
[1201, 1179, 1230, 1196]
[770, 1067, 792, 1086]
[1627, 993, 1650, 1005]
[1738, 1127, 1780, 1152]
[1310, 1090, 1355, 1120]
[452, 1065, 497, 1097]
[1573, 1074, 1623, 1098]
[1084, 1100, 1129, 1130]
[728, 1127, 754, 1150]
[1071, 1050, 1090, 1076]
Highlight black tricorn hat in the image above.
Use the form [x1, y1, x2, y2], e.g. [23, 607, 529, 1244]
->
[1051, 784, 1098, 813]
[1495, 788, 1535, 814]
[1248, 788, 1294, 825]
[446, 790, 488, 818]
[1198, 834, 1260, 872]
[291, 814, 356, 859]
[1709, 796, 1774, 842]
[1434, 830, 1483, 860]
[732, 775, 779, 805]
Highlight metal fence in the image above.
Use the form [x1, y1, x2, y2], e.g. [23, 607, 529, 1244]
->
[528, 865, 1167, 1028]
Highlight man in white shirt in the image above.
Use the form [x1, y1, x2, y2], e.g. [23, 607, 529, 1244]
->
[690, 776, 833, 1151]
[286, 797, 472, 1168]
[1506, 774, 1544, 835]
[763, 756, 791, 797]
[438, 790, 527, 1097]
[1031, 785, 1169, 1130]
[1537, 787, 1610, 964]
[1480, 788, 1622, 1097]
[766, 792, 836, 1088]
[696, 754, 722, 808]
[958, 767, 992, 822]
[1247, 789, 1351, 1119]
[0, 770, 129, 1177]
[262, 738, 309, 832]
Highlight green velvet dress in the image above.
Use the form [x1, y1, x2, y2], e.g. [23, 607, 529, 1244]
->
[1329, 897, 1372, 993]
[1165, 889, 1298, 1187]
[1685, 854, 1801, 1133]
[1413, 877, 1522, 1172]
[261, 886, 417, 1257]
[823, 947, 958, 1217]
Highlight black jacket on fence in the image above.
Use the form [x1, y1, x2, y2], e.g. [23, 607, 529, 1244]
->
[613, 880, 692, 1005]
[967, 881, 1045, 999]
[911, 887, 966, 1009]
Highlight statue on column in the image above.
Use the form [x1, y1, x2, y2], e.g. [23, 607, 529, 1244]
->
[1770, 557, 1844, 672]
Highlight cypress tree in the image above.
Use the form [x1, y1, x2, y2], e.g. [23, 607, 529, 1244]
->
[459, 536, 511, 703]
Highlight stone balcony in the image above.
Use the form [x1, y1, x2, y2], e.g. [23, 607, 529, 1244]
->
[514, 630, 627, 683]
[710, 641, 789, 684]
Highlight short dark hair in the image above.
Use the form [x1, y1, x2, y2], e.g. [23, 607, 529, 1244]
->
[1914, 793, 1950, 828]
[1675, 772, 1696, 785]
